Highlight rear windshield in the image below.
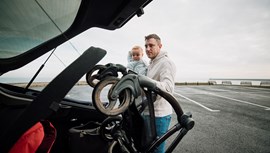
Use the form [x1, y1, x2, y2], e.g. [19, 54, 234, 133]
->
[0, 0, 81, 58]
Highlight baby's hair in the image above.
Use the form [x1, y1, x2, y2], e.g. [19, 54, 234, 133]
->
[131, 45, 143, 55]
[132, 45, 143, 51]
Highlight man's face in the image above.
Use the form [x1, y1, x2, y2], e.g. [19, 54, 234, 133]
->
[145, 38, 161, 60]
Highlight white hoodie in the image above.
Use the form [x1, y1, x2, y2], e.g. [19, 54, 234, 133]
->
[146, 50, 176, 117]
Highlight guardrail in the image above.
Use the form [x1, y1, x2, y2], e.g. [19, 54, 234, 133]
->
[208, 78, 270, 87]
[175, 82, 213, 86]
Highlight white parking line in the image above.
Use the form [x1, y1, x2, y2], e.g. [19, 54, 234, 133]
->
[207, 92, 270, 110]
[174, 92, 220, 112]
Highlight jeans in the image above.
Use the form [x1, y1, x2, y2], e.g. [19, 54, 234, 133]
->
[144, 115, 171, 153]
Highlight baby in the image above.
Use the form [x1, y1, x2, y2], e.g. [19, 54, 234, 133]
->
[127, 45, 148, 75]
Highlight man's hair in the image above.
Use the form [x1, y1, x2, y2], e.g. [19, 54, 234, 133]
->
[145, 34, 161, 44]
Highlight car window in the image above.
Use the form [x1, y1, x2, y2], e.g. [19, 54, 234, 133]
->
[0, 0, 81, 58]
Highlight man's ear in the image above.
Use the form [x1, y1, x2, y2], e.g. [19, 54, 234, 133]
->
[159, 43, 162, 49]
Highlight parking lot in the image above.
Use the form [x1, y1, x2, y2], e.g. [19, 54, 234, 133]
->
[64, 84, 270, 152]
[171, 85, 270, 153]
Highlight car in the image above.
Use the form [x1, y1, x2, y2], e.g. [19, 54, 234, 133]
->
[0, 0, 194, 152]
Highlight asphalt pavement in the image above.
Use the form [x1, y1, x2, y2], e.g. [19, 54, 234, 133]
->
[170, 85, 270, 153]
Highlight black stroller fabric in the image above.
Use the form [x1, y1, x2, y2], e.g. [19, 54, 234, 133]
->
[68, 121, 110, 153]
[122, 102, 156, 151]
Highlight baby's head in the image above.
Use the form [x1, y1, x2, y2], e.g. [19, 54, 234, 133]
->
[131, 45, 144, 61]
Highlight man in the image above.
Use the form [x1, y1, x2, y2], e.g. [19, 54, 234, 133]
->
[144, 34, 176, 153]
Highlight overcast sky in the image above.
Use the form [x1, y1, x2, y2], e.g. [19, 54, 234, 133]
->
[1, 0, 270, 83]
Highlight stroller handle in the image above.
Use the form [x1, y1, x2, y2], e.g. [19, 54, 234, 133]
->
[110, 74, 194, 130]
[152, 86, 194, 131]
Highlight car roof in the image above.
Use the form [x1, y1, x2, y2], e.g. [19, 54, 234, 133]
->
[0, 0, 152, 75]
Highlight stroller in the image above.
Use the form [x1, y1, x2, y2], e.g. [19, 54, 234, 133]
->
[0, 47, 194, 153]
[77, 62, 195, 153]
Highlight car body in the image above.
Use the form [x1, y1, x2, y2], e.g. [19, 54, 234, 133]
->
[0, 0, 152, 152]
[0, 1, 194, 153]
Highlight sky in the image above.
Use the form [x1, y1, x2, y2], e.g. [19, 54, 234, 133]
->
[1, 0, 270, 83]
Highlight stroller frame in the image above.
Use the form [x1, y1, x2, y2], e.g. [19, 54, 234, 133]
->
[89, 63, 195, 153]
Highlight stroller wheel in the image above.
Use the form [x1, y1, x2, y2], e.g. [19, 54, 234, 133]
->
[92, 77, 131, 116]
[108, 141, 119, 153]
[86, 64, 106, 87]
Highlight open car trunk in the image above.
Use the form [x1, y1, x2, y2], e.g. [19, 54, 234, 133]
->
[0, 0, 152, 152]
[0, 0, 195, 153]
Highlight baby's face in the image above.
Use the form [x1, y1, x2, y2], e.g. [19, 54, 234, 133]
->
[132, 49, 143, 61]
